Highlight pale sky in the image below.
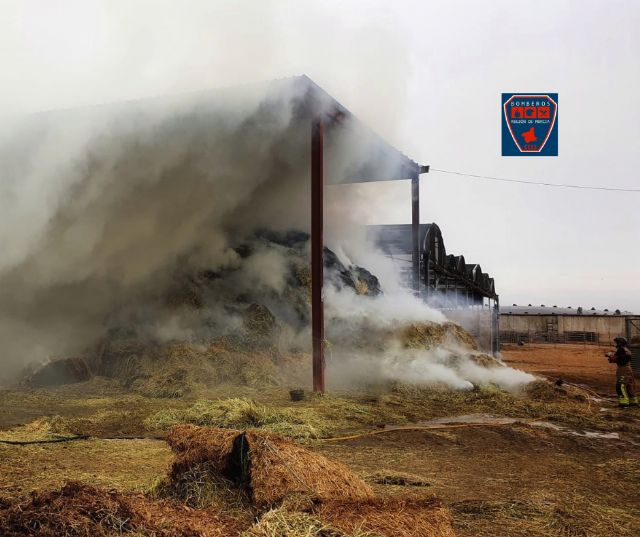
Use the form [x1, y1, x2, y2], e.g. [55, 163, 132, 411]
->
[1, 0, 638, 311]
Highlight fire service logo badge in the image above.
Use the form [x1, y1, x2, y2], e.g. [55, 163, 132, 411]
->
[501, 93, 558, 156]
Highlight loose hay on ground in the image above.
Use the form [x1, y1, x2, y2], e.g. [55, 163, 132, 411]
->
[241, 508, 353, 537]
[379, 380, 623, 433]
[364, 469, 431, 487]
[0, 481, 244, 537]
[0, 439, 172, 499]
[151, 461, 250, 513]
[146, 397, 330, 440]
[311, 498, 455, 537]
[450, 493, 640, 537]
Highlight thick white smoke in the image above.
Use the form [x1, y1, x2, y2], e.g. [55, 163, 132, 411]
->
[322, 176, 533, 392]
[323, 285, 534, 393]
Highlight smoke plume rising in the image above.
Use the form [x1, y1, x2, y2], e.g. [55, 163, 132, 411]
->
[0, 78, 532, 392]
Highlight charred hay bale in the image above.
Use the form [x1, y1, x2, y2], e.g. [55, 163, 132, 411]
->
[324, 248, 382, 297]
[0, 481, 242, 537]
[311, 497, 456, 537]
[27, 357, 91, 387]
[166, 425, 373, 508]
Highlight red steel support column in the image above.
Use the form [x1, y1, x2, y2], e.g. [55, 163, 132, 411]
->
[411, 172, 420, 296]
[311, 118, 325, 393]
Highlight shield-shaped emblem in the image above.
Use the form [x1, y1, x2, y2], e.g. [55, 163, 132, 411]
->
[503, 95, 558, 153]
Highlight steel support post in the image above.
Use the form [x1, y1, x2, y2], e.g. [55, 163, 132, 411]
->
[411, 172, 420, 296]
[311, 118, 325, 393]
[495, 296, 500, 355]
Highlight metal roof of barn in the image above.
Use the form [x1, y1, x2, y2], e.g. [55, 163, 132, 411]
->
[501, 305, 634, 316]
[366, 223, 497, 299]
[17, 75, 421, 184]
[289, 76, 422, 181]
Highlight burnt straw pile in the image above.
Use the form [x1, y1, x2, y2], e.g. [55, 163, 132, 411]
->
[164, 424, 374, 507]
[0, 481, 244, 537]
[20, 228, 526, 396]
[21, 231, 384, 393]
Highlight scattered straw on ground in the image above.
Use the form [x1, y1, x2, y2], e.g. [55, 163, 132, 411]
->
[151, 461, 249, 514]
[241, 508, 352, 537]
[0, 416, 73, 443]
[377, 380, 628, 433]
[146, 398, 329, 440]
[312, 497, 455, 537]
[364, 469, 431, 487]
[0, 438, 172, 500]
[451, 493, 640, 537]
[0, 481, 244, 537]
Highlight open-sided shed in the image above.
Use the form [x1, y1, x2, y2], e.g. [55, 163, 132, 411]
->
[8, 75, 429, 392]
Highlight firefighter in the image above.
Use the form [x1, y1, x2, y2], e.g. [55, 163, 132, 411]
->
[605, 337, 637, 407]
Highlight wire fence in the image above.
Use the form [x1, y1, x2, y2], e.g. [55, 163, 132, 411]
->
[500, 330, 606, 346]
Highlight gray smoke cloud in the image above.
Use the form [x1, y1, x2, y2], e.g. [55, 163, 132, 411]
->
[0, 81, 533, 393]
[0, 81, 319, 380]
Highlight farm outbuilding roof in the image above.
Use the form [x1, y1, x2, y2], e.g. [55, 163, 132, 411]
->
[501, 305, 634, 316]
[18, 75, 420, 186]
[367, 223, 497, 300]
[13, 75, 428, 394]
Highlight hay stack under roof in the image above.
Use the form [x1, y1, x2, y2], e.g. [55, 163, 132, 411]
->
[167, 424, 373, 507]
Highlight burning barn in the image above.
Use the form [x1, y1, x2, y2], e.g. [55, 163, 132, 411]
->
[1, 75, 520, 396]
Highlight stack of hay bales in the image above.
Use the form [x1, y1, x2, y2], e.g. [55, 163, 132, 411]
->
[329, 319, 478, 355]
[90, 339, 287, 397]
[18, 229, 489, 398]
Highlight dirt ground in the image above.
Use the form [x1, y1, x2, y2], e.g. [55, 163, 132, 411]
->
[1, 345, 639, 536]
[501, 343, 617, 393]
